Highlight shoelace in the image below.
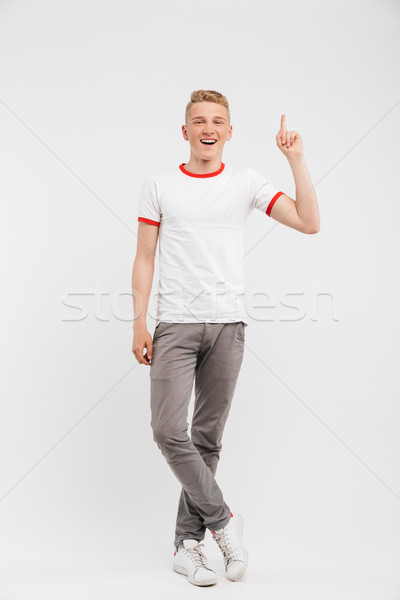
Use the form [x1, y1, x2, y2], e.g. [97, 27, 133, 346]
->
[181, 542, 209, 570]
[212, 528, 240, 565]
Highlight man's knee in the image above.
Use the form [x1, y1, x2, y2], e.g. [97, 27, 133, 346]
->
[151, 425, 187, 447]
[152, 426, 169, 446]
[191, 428, 222, 453]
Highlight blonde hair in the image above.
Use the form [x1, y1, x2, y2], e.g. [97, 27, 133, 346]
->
[185, 90, 230, 124]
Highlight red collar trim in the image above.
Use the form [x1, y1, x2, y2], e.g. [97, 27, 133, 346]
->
[179, 162, 225, 178]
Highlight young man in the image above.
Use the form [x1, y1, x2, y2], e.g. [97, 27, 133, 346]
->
[131, 90, 320, 586]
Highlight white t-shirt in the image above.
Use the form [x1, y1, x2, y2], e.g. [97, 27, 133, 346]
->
[137, 162, 285, 326]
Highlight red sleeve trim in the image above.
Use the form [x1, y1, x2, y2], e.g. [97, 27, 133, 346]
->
[266, 191, 284, 217]
[138, 217, 160, 227]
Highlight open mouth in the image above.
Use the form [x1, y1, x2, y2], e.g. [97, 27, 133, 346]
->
[200, 139, 217, 145]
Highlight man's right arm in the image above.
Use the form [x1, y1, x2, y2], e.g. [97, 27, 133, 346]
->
[131, 222, 159, 365]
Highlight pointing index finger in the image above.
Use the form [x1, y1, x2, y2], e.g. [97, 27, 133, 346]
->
[281, 114, 286, 131]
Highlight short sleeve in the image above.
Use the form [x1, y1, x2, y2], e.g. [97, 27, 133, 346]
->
[248, 168, 285, 217]
[137, 176, 161, 227]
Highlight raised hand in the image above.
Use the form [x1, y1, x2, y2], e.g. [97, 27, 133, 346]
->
[276, 114, 303, 157]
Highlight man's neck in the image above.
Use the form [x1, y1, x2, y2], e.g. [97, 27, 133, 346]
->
[183, 157, 223, 174]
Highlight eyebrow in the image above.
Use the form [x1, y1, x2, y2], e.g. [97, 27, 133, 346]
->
[191, 116, 227, 121]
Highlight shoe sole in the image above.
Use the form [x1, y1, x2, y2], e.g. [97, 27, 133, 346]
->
[228, 512, 248, 582]
[172, 563, 217, 586]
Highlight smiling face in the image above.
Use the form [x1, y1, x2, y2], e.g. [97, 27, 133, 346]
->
[182, 101, 232, 162]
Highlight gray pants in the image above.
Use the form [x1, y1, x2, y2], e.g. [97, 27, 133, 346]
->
[149, 320, 246, 551]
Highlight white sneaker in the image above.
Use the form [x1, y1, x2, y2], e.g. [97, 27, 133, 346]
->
[211, 512, 248, 581]
[172, 539, 217, 586]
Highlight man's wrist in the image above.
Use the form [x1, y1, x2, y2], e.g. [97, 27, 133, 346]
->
[133, 316, 147, 330]
[287, 153, 305, 166]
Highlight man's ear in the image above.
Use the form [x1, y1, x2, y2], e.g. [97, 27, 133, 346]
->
[182, 124, 188, 140]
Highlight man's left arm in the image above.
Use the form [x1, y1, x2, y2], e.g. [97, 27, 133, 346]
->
[268, 114, 320, 234]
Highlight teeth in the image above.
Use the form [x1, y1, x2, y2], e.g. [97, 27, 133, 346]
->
[201, 139, 216, 144]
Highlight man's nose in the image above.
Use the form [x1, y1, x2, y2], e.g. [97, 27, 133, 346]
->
[203, 123, 215, 134]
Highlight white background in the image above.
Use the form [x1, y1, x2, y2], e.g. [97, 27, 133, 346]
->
[0, 0, 399, 598]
